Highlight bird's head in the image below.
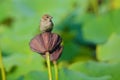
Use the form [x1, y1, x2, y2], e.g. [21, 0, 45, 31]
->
[42, 14, 53, 21]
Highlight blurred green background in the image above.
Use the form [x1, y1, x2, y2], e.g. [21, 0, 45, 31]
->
[0, 0, 120, 80]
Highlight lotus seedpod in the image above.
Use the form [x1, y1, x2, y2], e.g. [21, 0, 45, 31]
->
[29, 32, 63, 61]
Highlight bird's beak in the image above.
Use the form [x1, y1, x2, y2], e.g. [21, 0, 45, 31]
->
[50, 16, 53, 19]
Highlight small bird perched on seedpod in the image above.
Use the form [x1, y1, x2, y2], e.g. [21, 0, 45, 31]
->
[40, 14, 54, 32]
[30, 14, 63, 61]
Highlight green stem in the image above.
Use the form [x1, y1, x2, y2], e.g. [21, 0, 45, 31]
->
[53, 61, 58, 80]
[0, 50, 6, 80]
[46, 52, 52, 80]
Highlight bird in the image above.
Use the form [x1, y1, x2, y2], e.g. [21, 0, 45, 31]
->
[40, 14, 54, 32]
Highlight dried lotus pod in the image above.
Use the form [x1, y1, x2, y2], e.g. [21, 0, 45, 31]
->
[29, 32, 63, 61]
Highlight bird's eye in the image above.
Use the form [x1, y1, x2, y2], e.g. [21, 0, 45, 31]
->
[46, 16, 49, 18]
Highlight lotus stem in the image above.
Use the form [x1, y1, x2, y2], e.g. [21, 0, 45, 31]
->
[0, 50, 6, 80]
[53, 61, 58, 80]
[46, 52, 52, 80]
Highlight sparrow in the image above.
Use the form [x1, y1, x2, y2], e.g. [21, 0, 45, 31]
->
[40, 14, 54, 32]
